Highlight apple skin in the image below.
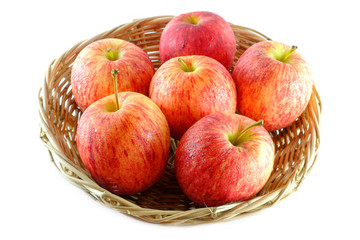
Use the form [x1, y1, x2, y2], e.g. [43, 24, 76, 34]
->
[232, 41, 313, 131]
[149, 55, 237, 140]
[76, 92, 170, 195]
[174, 112, 274, 207]
[71, 38, 154, 111]
[159, 11, 236, 70]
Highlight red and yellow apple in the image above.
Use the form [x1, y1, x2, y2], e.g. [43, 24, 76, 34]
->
[149, 55, 237, 139]
[71, 38, 154, 111]
[159, 11, 236, 70]
[76, 90, 170, 195]
[232, 41, 313, 131]
[175, 112, 275, 207]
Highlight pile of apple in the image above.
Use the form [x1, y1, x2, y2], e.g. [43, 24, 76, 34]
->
[72, 11, 313, 207]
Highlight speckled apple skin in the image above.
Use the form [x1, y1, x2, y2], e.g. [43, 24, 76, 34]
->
[71, 38, 154, 112]
[174, 112, 274, 207]
[159, 11, 236, 70]
[232, 41, 313, 131]
[76, 92, 170, 195]
[149, 55, 237, 140]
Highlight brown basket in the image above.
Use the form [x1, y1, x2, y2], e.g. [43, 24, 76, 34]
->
[38, 15, 322, 224]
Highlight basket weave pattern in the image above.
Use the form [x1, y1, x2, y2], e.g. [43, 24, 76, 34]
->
[39, 16, 321, 224]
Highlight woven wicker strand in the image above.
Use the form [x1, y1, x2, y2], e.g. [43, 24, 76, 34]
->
[38, 15, 322, 225]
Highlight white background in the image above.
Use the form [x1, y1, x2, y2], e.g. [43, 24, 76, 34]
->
[1, 0, 359, 239]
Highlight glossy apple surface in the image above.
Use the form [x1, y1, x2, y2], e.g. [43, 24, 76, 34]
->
[159, 11, 236, 70]
[175, 112, 274, 207]
[232, 41, 313, 131]
[71, 38, 154, 111]
[149, 55, 237, 139]
[76, 92, 170, 195]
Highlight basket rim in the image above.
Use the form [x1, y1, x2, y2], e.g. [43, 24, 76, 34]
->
[38, 15, 322, 225]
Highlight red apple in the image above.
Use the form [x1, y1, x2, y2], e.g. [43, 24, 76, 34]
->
[71, 38, 154, 111]
[159, 11, 236, 70]
[149, 55, 237, 139]
[232, 41, 313, 131]
[76, 84, 170, 195]
[175, 112, 274, 207]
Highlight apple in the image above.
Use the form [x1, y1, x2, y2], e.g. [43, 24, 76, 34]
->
[159, 11, 236, 70]
[71, 38, 154, 111]
[232, 41, 313, 131]
[76, 70, 170, 195]
[149, 55, 237, 140]
[174, 112, 275, 207]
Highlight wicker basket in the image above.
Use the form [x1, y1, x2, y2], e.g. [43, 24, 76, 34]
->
[38, 15, 321, 224]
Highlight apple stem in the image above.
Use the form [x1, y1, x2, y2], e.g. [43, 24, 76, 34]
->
[233, 120, 264, 146]
[178, 58, 190, 72]
[282, 45, 298, 62]
[107, 48, 116, 61]
[111, 69, 120, 111]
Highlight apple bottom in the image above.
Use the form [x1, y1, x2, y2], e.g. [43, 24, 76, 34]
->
[175, 112, 275, 207]
[76, 92, 170, 195]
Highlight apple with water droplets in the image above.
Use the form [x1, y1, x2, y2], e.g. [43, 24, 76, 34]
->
[71, 38, 154, 111]
[149, 55, 237, 140]
[175, 112, 274, 207]
[159, 11, 236, 70]
[76, 70, 170, 195]
[232, 41, 313, 131]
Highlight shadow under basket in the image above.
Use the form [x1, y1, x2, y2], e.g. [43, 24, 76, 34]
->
[38, 16, 322, 225]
